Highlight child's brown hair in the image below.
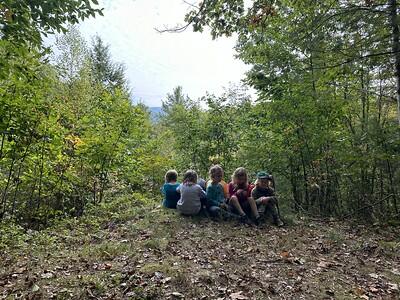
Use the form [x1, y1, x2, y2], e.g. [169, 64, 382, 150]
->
[231, 167, 248, 184]
[165, 169, 178, 183]
[209, 164, 223, 179]
[183, 169, 197, 184]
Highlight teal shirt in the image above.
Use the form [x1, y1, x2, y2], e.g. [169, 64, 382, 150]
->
[162, 182, 180, 208]
[206, 182, 225, 207]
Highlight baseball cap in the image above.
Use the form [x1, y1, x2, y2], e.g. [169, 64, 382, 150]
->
[257, 171, 271, 179]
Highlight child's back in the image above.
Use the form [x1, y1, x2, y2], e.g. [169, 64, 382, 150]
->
[162, 170, 180, 209]
[162, 182, 180, 208]
[177, 182, 205, 215]
[206, 180, 225, 207]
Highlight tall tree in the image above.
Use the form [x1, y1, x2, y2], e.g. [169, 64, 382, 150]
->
[162, 86, 191, 114]
[90, 35, 128, 92]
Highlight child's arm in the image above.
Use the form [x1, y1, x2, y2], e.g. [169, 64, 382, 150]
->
[251, 188, 262, 204]
[176, 184, 182, 193]
[228, 182, 236, 198]
[199, 185, 206, 199]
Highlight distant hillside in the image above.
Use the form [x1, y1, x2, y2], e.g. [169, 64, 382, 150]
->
[149, 107, 163, 122]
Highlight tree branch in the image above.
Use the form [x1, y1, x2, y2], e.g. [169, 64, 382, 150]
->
[154, 0, 205, 34]
[309, 49, 400, 70]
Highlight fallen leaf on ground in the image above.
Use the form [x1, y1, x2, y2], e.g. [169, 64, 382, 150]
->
[354, 287, 365, 296]
[280, 251, 290, 258]
[368, 273, 379, 279]
[230, 291, 248, 299]
[317, 261, 333, 268]
[294, 257, 305, 265]
[171, 291, 184, 298]
[391, 268, 400, 275]
[32, 284, 40, 292]
[369, 286, 379, 293]
[41, 272, 54, 279]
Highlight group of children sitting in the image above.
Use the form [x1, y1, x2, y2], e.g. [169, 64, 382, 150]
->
[161, 165, 284, 226]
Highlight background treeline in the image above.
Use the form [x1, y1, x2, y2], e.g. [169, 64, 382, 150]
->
[0, 19, 161, 227]
[157, 0, 400, 222]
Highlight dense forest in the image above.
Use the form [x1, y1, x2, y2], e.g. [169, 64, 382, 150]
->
[0, 1, 399, 299]
[1, 0, 399, 227]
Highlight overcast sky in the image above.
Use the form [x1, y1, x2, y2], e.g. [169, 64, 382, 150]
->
[77, 0, 250, 107]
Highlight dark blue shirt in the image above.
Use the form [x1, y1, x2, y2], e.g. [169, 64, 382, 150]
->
[162, 182, 180, 209]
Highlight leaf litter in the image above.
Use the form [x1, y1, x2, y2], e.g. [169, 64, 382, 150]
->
[0, 207, 399, 299]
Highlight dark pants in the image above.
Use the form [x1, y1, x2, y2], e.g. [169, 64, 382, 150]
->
[208, 205, 239, 220]
[257, 199, 280, 223]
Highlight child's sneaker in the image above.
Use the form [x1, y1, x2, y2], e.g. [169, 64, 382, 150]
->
[254, 216, 261, 226]
[274, 218, 284, 227]
[239, 215, 251, 225]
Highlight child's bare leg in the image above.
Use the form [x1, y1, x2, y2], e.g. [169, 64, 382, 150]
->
[248, 197, 260, 219]
[230, 196, 246, 216]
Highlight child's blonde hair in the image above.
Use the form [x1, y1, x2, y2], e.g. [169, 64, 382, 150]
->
[231, 167, 248, 184]
[165, 169, 178, 183]
[183, 169, 197, 184]
[255, 178, 271, 187]
[209, 164, 223, 179]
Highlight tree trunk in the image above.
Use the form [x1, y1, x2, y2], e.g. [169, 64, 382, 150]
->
[389, 0, 400, 125]
[1, 154, 16, 218]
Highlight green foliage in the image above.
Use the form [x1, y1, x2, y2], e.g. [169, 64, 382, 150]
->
[158, 84, 254, 179]
[0, 28, 155, 227]
[0, 0, 103, 47]
[0, 220, 25, 249]
[163, 0, 400, 220]
[90, 35, 128, 92]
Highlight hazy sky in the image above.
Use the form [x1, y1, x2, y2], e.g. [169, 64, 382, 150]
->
[78, 0, 249, 107]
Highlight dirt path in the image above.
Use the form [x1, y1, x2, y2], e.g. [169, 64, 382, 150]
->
[1, 200, 399, 299]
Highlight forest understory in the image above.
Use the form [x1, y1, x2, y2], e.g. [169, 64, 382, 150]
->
[1, 1, 400, 299]
[1, 195, 399, 300]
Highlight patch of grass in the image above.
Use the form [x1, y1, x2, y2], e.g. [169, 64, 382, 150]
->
[143, 237, 169, 251]
[140, 261, 180, 277]
[0, 221, 27, 250]
[280, 212, 297, 226]
[196, 269, 216, 284]
[378, 240, 400, 251]
[125, 287, 162, 300]
[378, 240, 400, 258]
[79, 241, 130, 260]
[327, 228, 345, 245]
[53, 273, 108, 299]
[79, 274, 107, 291]
[139, 258, 192, 288]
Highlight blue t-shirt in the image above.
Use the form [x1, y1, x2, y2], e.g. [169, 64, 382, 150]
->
[206, 181, 225, 208]
[162, 182, 180, 208]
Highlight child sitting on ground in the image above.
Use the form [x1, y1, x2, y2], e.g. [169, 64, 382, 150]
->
[197, 177, 207, 191]
[228, 167, 261, 225]
[206, 165, 234, 219]
[161, 169, 180, 209]
[176, 170, 206, 216]
[251, 171, 284, 227]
